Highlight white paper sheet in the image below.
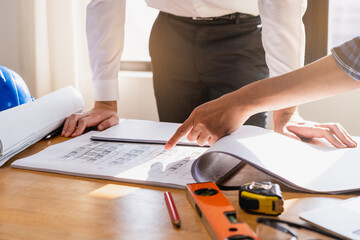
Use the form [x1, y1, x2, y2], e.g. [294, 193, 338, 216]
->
[300, 196, 360, 239]
[196, 126, 360, 193]
[12, 132, 208, 189]
[0, 86, 84, 166]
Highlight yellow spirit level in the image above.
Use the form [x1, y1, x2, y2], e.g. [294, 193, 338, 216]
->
[186, 182, 258, 240]
[239, 182, 284, 216]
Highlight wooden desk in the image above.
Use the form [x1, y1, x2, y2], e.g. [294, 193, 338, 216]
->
[0, 137, 357, 240]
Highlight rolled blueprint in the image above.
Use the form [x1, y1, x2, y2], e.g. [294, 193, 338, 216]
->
[0, 86, 84, 166]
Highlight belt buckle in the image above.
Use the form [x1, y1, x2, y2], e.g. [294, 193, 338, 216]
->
[192, 16, 214, 21]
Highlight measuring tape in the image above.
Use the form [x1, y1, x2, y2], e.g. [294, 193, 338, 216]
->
[239, 182, 284, 216]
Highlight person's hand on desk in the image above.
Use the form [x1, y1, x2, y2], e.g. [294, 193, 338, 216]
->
[165, 91, 251, 150]
[165, 93, 357, 150]
[273, 108, 357, 148]
[61, 101, 118, 137]
[166, 53, 360, 150]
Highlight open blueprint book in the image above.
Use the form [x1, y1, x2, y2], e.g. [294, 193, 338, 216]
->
[11, 121, 360, 193]
[11, 132, 215, 189]
[0, 86, 84, 166]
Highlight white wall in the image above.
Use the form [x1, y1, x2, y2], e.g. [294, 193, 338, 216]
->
[0, 0, 20, 71]
[117, 71, 159, 121]
[299, 89, 360, 135]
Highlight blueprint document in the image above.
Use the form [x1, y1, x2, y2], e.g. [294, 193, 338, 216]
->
[12, 132, 207, 189]
[0, 86, 84, 166]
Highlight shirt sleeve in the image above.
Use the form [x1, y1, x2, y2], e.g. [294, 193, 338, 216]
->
[258, 0, 307, 77]
[331, 37, 360, 81]
[86, 0, 126, 101]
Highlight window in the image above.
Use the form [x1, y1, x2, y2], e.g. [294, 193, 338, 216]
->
[121, 0, 158, 71]
[302, 0, 360, 64]
[328, 0, 360, 50]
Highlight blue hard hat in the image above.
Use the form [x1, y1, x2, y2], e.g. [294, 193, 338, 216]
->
[0, 66, 34, 112]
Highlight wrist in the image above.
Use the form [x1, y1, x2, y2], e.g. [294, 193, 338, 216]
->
[94, 101, 117, 111]
[273, 107, 302, 122]
[273, 107, 305, 132]
[232, 85, 262, 118]
[273, 107, 297, 120]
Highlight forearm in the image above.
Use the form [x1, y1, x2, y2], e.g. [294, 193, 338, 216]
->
[87, 0, 125, 101]
[258, 0, 307, 124]
[235, 55, 360, 116]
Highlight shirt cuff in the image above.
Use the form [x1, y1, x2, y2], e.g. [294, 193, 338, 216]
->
[92, 79, 119, 101]
[331, 37, 360, 81]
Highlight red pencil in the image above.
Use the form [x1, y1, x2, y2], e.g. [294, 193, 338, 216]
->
[164, 191, 181, 228]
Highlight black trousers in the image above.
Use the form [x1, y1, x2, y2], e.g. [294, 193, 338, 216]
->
[149, 12, 269, 127]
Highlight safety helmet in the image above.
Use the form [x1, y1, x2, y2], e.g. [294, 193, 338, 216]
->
[0, 66, 34, 112]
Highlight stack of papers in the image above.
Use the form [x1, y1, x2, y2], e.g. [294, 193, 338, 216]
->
[91, 118, 203, 146]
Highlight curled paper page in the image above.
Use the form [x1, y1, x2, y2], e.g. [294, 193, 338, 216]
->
[0, 86, 84, 166]
[191, 126, 360, 194]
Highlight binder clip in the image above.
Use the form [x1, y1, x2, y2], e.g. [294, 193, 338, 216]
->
[186, 182, 258, 240]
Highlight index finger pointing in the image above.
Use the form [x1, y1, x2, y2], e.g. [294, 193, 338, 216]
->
[165, 118, 193, 150]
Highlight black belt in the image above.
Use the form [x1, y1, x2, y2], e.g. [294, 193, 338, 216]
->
[192, 12, 254, 21]
[162, 12, 257, 24]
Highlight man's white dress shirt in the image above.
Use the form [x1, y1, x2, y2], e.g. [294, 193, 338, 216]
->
[87, 0, 307, 101]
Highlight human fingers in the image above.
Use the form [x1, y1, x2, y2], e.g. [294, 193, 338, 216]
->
[186, 123, 202, 142]
[61, 113, 88, 137]
[70, 113, 103, 137]
[62, 118, 70, 136]
[165, 118, 193, 150]
[71, 111, 118, 137]
[208, 135, 220, 146]
[70, 116, 90, 137]
[196, 131, 210, 146]
[312, 127, 347, 148]
[281, 131, 302, 141]
[275, 125, 302, 141]
[287, 124, 346, 148]
[98, 113, 119, 131]
[316, 123, 357, 148]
